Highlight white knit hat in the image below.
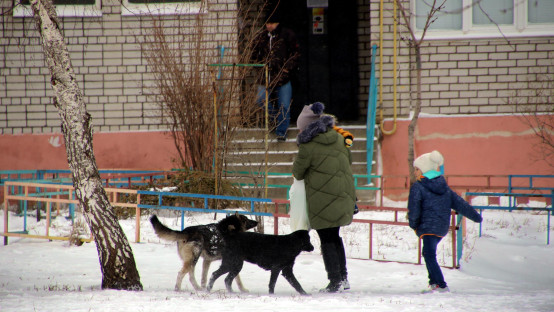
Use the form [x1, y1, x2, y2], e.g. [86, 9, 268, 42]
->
[413, 150, 444, 173]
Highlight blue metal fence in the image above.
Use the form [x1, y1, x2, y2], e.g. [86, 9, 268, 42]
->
[0, 169, 169, 187]
[465, 192, 554, 243]
[507, 174, 554, 192]
[455, 175, 554, 265]
[136, 190, 273, 231]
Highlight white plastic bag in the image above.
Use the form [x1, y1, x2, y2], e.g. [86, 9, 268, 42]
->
[289, 178, 310, 231]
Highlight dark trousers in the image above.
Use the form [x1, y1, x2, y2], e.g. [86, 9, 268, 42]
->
[316, 227, 341, 245]
[422, 235, 447, 288]
[316, 227, 347, 281]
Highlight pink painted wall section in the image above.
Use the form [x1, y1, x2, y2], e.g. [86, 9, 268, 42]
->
[1, 115, 552, 197]
[0, 131, 178, 170]
[380, 114, 554, 199]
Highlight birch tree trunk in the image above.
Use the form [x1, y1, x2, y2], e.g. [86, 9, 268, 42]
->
[29, 0, 142, 290]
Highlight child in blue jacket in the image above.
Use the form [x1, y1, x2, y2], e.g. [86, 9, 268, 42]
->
[408, 150, 483, 293]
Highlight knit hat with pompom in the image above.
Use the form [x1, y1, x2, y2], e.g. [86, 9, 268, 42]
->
[296, 102, 325, 132]
[413, 150, 444, 174]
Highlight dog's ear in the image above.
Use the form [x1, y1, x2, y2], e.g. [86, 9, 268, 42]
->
[228, 224, 236, 232]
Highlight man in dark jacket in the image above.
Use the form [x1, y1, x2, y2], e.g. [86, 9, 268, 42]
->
[292, 102, 356, 292]
[252, 10, 299, 141]
[408, 150, 483, 293]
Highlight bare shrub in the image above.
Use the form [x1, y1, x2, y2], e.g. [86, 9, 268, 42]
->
[514, 73, 554, 169]
[139, 1, 278, 232]
[68, 213, 90, 247]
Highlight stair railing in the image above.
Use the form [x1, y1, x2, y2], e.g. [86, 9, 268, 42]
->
[366, 44, 379, 177]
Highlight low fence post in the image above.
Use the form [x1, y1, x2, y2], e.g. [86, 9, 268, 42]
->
[274, 202, 279, 235]
[3, 184, 8, 245]
[56, 190, 61, 216]
[135, 193, 141, 243]
[546, 190, 554, 245]
[456, 214, 463, 267]
[451, 213, 457, 268]
[417, 238, 421, 265]
[380, 176, 384, 208]
[46, 201, 51, 239]
[369, 223, 373, 260]
[69, 190, 75, 222]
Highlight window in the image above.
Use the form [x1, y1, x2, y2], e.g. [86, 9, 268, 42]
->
[528, 0, 554, 23]
[414, 0, 554, 39]
[121, 0, 204, 16]
[14, 0, 102, 17]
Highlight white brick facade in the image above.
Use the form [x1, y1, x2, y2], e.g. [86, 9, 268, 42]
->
[369, 0, 554, 119]
[1, 0, 552, 135]
[0, 0, 239, 134]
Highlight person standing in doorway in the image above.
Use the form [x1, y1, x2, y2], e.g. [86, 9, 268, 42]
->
[252, 9, 300, 142]
[408, 150, 483, 293]
[292, 102, 356, 292]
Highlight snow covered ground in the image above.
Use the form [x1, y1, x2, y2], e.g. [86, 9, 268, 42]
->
[1, 197, 553, 312]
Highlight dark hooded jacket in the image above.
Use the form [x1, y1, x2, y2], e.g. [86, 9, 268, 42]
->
[292, 115, 356, 230]
[408, 175, 483, 238]
[251, 24, 299, 88]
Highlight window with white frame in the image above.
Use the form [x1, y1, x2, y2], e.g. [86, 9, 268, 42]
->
[121, 0, 204, 16]
[414, 0, 554, 39]
[14, 0, 102, 17]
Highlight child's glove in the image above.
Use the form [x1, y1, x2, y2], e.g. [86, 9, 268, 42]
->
[345, 137, 353, 148]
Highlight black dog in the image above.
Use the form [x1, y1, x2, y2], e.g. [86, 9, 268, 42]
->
[150, 214, 258, 291]
[207, 213, 314, 295]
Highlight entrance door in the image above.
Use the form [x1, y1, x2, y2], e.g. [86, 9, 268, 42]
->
[279, 0, 359, 123]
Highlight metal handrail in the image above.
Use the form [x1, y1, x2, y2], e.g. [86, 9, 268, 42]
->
[366, 44, 379, 177]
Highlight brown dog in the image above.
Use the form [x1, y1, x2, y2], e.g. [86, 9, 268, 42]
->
[150, 214, 258, 291]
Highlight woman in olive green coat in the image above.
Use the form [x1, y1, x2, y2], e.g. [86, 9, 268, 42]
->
[292, 102, 356, 292]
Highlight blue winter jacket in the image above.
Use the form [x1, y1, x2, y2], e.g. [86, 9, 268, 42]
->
[408, 175, 482, 238]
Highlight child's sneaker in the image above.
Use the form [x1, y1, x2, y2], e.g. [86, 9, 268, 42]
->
[437, 286, 450, 293]
[421, 284, 439, 294]
[422, 284, 450, 294]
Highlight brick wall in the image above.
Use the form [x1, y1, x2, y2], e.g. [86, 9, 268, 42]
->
[370, 0, 554, 120]
[0, 0, 239, 135]
[1, 0, 552, 135]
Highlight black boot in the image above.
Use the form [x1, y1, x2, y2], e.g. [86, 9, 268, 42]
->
[336, 237, 350, 290]
[320, 243, 342, 293]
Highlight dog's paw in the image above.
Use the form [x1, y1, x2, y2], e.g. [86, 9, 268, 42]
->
[239, 288, 250, 293]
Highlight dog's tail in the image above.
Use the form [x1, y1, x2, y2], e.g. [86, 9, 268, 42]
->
[150, 215, 190, 242]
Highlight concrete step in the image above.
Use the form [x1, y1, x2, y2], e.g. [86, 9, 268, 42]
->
[234, 182, 377, 205]
[225, 124, 378, 205]
[225, 149, 369, 164]
[229, 133, 372, 152]
[232, 125, 370, 141]
[225, 162, 370, 174]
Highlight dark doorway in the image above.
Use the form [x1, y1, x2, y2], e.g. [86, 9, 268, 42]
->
[278, 0, 360, 124]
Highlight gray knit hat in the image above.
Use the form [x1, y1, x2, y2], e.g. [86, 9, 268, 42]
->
[296, 102, 325, 132]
